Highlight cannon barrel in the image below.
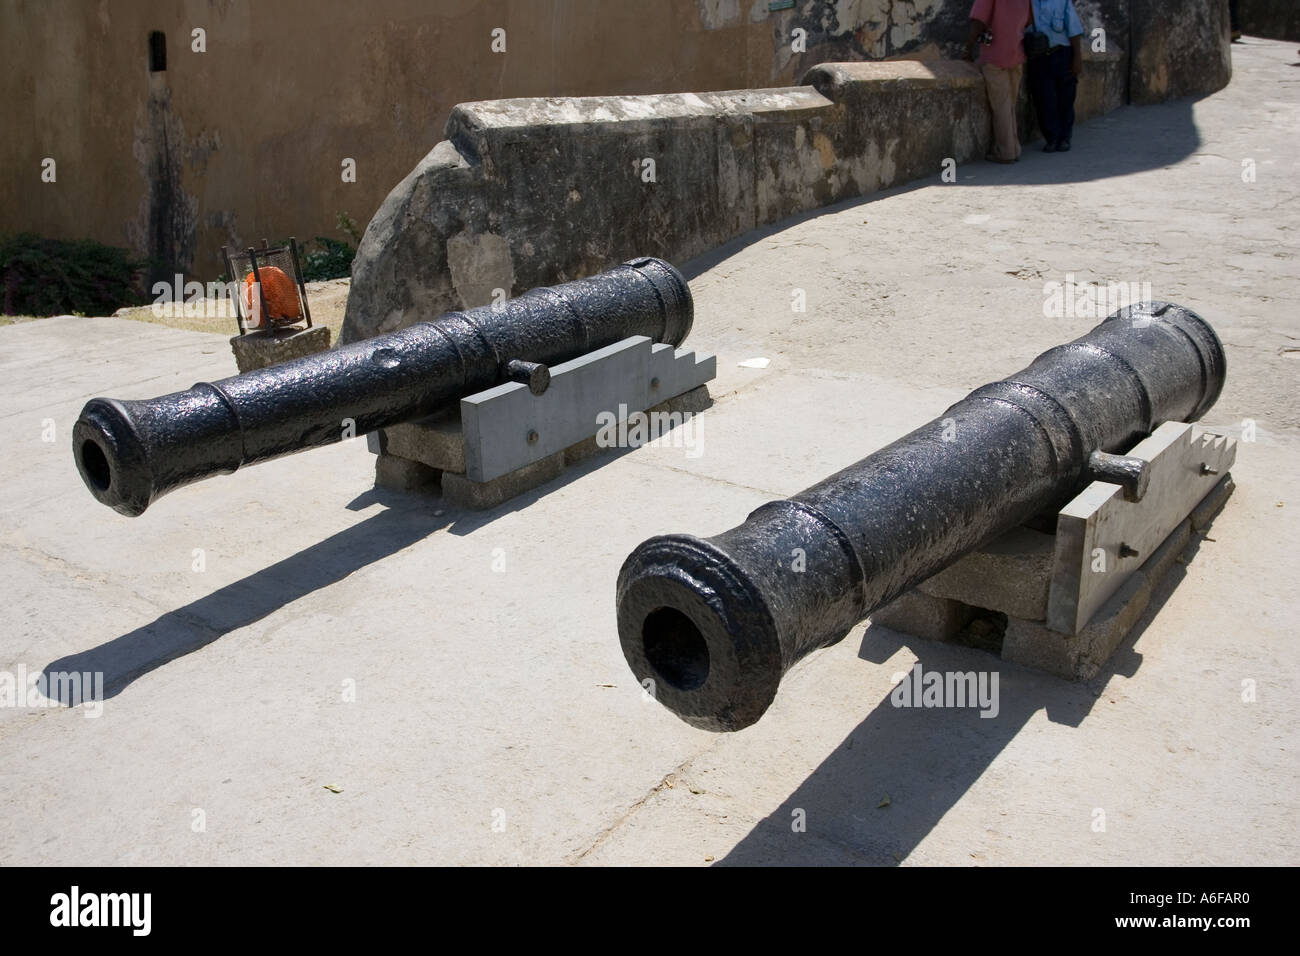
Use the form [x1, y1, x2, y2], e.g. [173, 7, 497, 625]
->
[74, 257, 692, 516]
[617, 302, 1227, 732]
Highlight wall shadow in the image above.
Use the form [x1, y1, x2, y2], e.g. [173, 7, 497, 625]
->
[683, 96, 1203, 282]
[982, 97, 1205, 188]
[716, 522, 1212, 866]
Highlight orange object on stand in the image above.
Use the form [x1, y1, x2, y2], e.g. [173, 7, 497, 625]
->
[241, 266, 302, 329]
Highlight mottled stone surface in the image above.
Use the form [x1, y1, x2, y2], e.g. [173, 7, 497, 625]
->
[440, 451, 566, 511]
[344, 87, 844, 342]
[1240, 0, 1300, 40]
[918, 526, 1056, 621]
[1130, 0, 1232, 105]
[343, 140, 479, 340]
[1075, 46, 1127, 122]
[342, 69, 994, 343]
[373, 453, 439, 493]
[871, 589, 975, 642]
[229, 325, 331, 373]
[378, 411, 465, 475]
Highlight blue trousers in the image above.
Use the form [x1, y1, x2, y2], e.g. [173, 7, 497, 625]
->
[1028, 45, 1077, 146]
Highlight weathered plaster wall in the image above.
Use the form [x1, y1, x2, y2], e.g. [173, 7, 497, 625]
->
[3, 0, 983, 281]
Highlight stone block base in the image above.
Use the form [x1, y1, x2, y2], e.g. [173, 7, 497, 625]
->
[230, 325, 331, 372]
[871, 474, 1235, 680]
[373, 384, 712, 511]
[440, 453, 566, 510]
[374, 454, 439, 493]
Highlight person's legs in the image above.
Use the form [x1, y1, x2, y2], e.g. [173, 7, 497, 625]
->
[1028, 54, 1061, 148]
[1056, 47, 1077, 146]
[1007, 64, 1023, 159]
[981, 63, 1018, 161]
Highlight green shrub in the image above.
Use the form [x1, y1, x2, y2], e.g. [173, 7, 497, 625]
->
[336, 211, 363, 246]
[300, 236, 356, 281]
[1, 233, 147, 317]
[279, 212, 362, 283]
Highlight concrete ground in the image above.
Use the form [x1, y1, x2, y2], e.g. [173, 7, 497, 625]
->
[1, 38, 1296, 866]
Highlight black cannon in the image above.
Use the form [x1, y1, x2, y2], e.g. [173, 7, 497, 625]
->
[73, 258, 692, 516]
[617, 302, 1227, 732]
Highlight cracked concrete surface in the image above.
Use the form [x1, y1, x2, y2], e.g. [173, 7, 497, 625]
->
[0, 39, 1296, 865]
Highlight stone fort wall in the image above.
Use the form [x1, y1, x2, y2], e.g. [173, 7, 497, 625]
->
[0, 0, 1229, 297]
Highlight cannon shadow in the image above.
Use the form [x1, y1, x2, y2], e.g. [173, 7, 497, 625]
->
[715, 529, 1208, 866]
[39, 504, 446, 702]
[346, 438, 648, 538]
[39, 434, 667, 702]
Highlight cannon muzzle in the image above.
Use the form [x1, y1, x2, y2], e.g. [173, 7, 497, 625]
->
[74, 257, 692, 516]
[617, 302, 1226, 732]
